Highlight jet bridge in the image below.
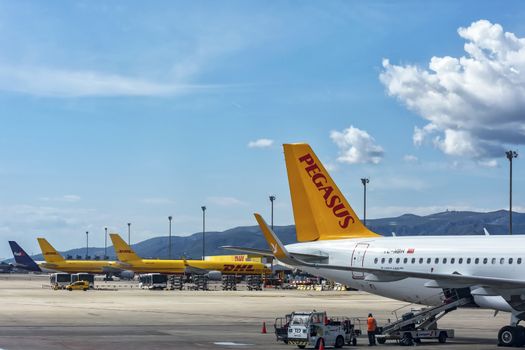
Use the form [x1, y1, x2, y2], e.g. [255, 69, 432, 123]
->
[376, 292, 473, 346]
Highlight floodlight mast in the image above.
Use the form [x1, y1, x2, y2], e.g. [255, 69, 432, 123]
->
[361, 178, 370, 226]
[506, 150, 518, 235]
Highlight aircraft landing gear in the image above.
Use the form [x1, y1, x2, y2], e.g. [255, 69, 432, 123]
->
[498, 314, 525, 347]
[498, 326, 525, 347]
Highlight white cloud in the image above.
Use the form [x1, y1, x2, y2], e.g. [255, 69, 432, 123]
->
[39, 195, 81, 203]
[206, 196, 247, 207]
[141, 197, 175, 205]
[330, 126, 384, 164]
[478, 159, 499, 168]
[380, 20, 525, 161]
[247, 138, 274, 148]
[403, 154, 418, 163]
[0, 65, 216, 97]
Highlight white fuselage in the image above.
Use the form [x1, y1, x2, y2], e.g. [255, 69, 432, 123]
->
[286, 235, 525, 313]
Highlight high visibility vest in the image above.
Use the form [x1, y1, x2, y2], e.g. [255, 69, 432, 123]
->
[367, 317, 377, 332]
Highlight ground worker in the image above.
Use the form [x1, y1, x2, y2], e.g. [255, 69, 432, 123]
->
[367, 313, 377, 346]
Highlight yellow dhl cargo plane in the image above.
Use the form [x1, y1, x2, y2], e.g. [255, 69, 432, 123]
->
[37, 238, 134, 278]
[110, 233, 270, 277]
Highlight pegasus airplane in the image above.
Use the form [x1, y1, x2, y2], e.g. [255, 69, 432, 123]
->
[227, 143, 525, 347]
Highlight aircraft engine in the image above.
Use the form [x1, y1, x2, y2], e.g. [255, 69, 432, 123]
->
[118, 270, 135, 280]
[206, 271, 222, 281]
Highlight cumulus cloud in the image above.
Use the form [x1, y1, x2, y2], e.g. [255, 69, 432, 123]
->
[380, 20, 525, 160]
[330, 126, 384, 164]
[247, 138, 274, 148]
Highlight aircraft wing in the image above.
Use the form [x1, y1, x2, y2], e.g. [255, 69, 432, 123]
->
[254, 213, 525, 290]
[221, 245, 328, 263]
[221, 246, 274, 257]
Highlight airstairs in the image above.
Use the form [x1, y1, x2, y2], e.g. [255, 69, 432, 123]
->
[376, 289, 473, 345]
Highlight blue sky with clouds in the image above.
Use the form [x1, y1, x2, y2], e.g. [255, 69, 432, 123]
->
[1, 1, 525, 258]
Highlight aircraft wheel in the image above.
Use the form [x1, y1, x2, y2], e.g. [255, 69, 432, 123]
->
[335, 335, 344, 348]
[438, 331, 447, 343]
[498, 326, 518, 347]
[377, 337, 386, 344]
[297, 346, 305, 349]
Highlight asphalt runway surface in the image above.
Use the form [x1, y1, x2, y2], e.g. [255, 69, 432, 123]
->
[0, 274, 509, 349]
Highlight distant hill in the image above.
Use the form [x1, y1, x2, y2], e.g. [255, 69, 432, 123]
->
[8, 210, 525, 262]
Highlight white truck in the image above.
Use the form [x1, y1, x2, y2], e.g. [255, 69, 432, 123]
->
[286, 311, 360, 349]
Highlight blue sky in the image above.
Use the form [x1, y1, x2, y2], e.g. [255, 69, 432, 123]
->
[1, 1, 525, 258]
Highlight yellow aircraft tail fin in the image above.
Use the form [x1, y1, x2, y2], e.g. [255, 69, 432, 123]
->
[283, 143, 380, 241]
[109, 233, 141, 262]
[37, 238, 65, 263]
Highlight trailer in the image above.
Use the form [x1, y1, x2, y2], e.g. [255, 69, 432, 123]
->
[282, 311, 361, 348]
[139, 273, 168, 290]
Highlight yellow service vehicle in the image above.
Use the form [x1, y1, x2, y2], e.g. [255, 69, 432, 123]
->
[65, 280, 89, 291]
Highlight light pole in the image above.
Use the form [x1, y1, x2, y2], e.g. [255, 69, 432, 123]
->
[506, 150, 518, 235]
[201, 206, 206, 260]
[168, 216, 173, 259]
[85, 231, 89, 259]
[104, 227, 108, 259]
[127, 222, 131, 245]
[269, 195, 276, 229]
[361, 178, 370, 226]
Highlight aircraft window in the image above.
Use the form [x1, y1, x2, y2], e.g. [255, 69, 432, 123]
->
[427, 258, 431, 264]
[500, 258, 505, 264]
[483, 258, 488, 264]
[419, 258, 423, 264]
[396, 258, 400, 264]
[434, 258, 439, 264]
[458, 258, 463, 264]
[381, 258, 385, 264]
[411, 258, 416, 264]
[374, 258, 378, 264]
[509, 258, 513, 264]
[491, 258, 496, 264]
[443, 258, 447, 264]
[388, 258, 393, 264]
[403, 258, 408, 264]
[451, 258, 455, 264]
[475, 258, 480, 264]
[467, 258, 471, 264]
[519, 258, 522, 264]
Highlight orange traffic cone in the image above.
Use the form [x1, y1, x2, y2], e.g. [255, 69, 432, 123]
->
[318, 338, 325, 350]
[261, 321, 267, 334]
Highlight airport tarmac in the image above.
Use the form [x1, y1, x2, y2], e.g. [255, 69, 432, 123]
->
[0, 274, 507, 349]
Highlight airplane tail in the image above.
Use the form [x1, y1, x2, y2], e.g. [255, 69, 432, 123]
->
[109, 233, 141, 262]
[9, 241, 42, 272]
[283, 143, 379, 241]
[37, 238, 66, 263]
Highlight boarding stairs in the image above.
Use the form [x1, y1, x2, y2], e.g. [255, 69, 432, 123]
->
[380, 290, 472, 336]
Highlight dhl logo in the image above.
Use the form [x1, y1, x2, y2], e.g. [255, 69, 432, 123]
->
[44, 252, 58, 255]
[299, 153, 355, 229]
[118, 250, 133, 253]
[223, 264, 255, 272]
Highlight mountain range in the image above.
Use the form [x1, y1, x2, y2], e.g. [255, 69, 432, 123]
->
[8, 210, 525, 262]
